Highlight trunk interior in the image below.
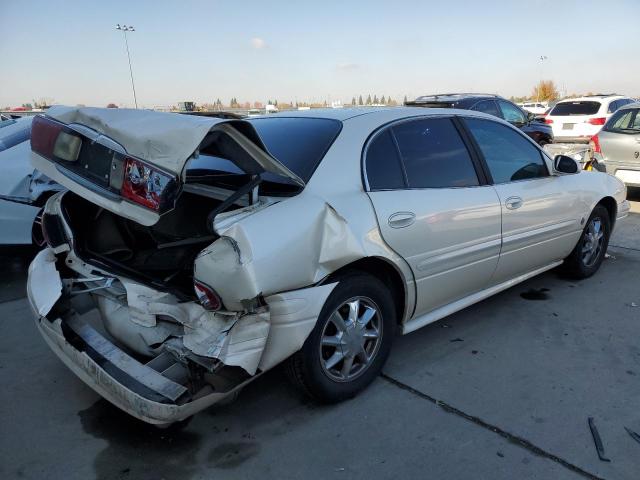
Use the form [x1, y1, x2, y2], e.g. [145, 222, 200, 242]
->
[60, 191, 230, 298]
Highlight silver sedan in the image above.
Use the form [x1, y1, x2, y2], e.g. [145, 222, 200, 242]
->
[28, 106, 628, 425]
[594, 102, 640, 187]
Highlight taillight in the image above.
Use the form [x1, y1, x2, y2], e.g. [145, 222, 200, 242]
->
[121, 156, 176, 212]
[587, 117, 606, 125]
[194, 280, 222, 311]
[544, 117, 553, 124]
[31, 115, 81, 162]
[590, 134, 601, 154]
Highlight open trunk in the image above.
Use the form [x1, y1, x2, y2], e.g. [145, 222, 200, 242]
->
[59, 191, 222, 298]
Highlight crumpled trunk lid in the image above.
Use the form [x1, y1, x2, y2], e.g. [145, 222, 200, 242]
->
[31, 106, 303, 226]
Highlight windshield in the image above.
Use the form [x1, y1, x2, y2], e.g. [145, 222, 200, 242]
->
[550, 101, 601, 116]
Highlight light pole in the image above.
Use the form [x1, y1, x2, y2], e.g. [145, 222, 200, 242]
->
[537, 55, 548, 105]
[116, 24, 138, 108]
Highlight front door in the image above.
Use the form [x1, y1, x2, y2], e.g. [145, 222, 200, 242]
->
[463, 117, 583, 283]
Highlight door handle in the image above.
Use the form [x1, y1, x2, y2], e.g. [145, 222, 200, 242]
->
[505, 196, 523, 210]
[388, 211, 416, 228]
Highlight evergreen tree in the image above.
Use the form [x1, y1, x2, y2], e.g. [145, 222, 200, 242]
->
[380, 95, 386, 104]
[403, 95, 408, 104]
[358, 95, 363, 106]
[366, 94, 372, 105]
[373, 95, 379, 104]
[351, 97, 356, 106]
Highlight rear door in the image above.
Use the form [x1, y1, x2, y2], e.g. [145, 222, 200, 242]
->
[365, 116, 502, 316]
[463, 117, 583, 283]
[599, 108, 640, 182]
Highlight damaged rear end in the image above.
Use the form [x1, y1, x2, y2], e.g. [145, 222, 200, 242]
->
[27, 107, 339, 424]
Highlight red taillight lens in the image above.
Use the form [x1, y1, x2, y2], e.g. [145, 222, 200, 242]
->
[121, 156, 175, 211]
[587, 117, 606, 125]
[31, 115, 81, 161]
[544, 117, 553, 124]
[194, 280, 222, 311]
[590, 134, 601, 154]
[31, 115, 63, 158]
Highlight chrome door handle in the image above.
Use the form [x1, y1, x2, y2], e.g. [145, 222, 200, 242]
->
[505, 196, 523, 210]
[388, 211, 416, 228]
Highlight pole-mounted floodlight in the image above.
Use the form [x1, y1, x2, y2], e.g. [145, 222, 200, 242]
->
[116, 24, 138, 108]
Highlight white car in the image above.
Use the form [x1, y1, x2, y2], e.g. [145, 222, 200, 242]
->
[0, 116, 62, 245]
[27, 106, 628, 425]
[518, 102, 548, 115]
[545, 94, 636, 143]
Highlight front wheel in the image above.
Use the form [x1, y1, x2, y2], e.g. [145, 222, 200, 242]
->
[562, 205, 611, 279]
[286, 274, 396, 403]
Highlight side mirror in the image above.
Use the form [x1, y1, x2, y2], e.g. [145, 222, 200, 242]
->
[553, 155, 579, 174]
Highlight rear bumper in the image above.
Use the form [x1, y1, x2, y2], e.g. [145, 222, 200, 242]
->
[34, 313, 253, 425]
[551, 136, 591, 144]
[605, 164, 640, 187]
[27, 249, 248, 425]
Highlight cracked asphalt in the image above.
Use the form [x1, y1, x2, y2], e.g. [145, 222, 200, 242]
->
[1, 191, 639, 480]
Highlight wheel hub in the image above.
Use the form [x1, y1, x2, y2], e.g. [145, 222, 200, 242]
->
[319, 297, 382, 382]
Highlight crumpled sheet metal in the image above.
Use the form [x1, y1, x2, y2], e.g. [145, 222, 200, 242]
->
[198, 196, 363, 311]
[106, 275, 336, 375]
[44, 106, 222, 174]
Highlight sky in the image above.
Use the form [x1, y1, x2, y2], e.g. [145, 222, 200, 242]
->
[1, 0, 639, 108]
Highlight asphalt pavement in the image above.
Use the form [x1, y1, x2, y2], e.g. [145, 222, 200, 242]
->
[1, 191, 639, 480]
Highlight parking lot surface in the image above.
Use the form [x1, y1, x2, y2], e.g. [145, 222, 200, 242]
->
[1, 191, 639, 480]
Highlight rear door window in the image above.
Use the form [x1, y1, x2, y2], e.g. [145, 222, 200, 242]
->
[471, 100, 501, 118]
[607, 100, 620, 113]
[498, 100, 527, 124]
[465, 118, 548, 183]
[550, 101, 601, 116]
[365, 129, 406, 190]
[392, 118, 479, 188]
[604, 109, 639, 133]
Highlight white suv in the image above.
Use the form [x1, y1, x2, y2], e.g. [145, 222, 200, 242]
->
[545, 94, 635, 143]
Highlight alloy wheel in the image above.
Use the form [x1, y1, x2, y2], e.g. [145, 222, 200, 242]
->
[581, 216, 605, 268]
[319, 296, 383, 382]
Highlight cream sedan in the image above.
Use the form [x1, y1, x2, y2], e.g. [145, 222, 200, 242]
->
[27, 106, 628, 425]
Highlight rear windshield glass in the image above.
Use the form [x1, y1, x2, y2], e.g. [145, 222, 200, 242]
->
[249, 117, 342, 181]
[550, 101, 601, 116]
[186, 117, 342, 188]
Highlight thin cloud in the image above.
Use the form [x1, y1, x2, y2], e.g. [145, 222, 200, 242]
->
[251, 37, 266, 49]
[336, 62, 359, 71]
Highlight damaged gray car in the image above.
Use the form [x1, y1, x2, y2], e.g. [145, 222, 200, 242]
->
[28, 106, 627, 425]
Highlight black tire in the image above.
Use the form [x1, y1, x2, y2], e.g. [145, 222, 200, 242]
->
[286, 273, 396, 403]
[562, 205, 611, 279]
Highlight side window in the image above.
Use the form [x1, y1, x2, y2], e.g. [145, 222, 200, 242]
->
[465, 118, 548, 183]
[470, 100, 501, 118]
[607, 100, 619, 114]
[498, 100, 526, 124]
[365, 129, 406, 190]
[392, 118, 479, 188]
[605, 109, 639, 132]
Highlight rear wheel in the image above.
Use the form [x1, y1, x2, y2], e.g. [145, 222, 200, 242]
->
[563, 205, 610, 279]
[286, 274, 395, 402]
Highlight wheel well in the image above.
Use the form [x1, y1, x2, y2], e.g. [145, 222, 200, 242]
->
[597, 196, 617, 229]
[323, 257, 407, 325]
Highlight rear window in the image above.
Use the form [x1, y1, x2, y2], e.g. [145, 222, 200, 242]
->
[549, 101, 601, 116]
[249, 117, 342, 181]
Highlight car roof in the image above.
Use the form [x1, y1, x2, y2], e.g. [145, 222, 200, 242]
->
[556, 94, 627, 103]
[409, 93, 500, 104]
[256, 106, 502, 124]
[264, 107, 392, 121]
